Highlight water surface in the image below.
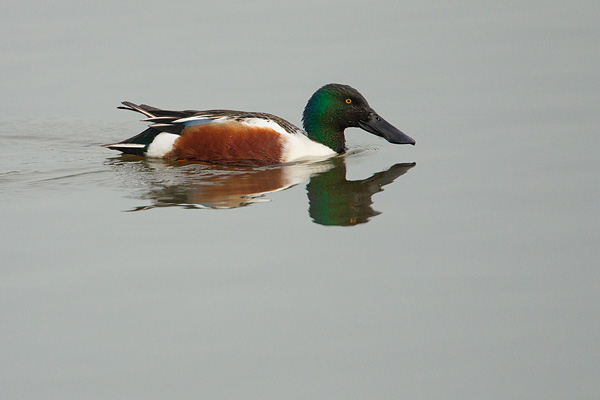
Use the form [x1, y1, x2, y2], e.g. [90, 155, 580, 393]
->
[1, 1, 599, 399]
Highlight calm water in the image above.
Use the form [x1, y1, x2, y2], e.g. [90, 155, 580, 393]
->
[2, 1, 599, 399]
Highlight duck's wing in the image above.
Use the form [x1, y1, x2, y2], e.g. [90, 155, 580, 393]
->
[117, 101, 202, 134]
[117, 101, 304, 135]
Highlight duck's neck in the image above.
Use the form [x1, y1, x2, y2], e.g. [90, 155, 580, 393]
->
[305, 121, 345, 153]
[302, 95, 346, 153]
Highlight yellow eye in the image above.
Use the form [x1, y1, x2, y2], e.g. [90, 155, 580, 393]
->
[345, 98, 352, 104]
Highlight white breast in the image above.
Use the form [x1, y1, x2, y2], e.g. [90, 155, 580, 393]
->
[280, 133, 337, 163]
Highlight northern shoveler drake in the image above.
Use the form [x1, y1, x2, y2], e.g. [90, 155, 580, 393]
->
[104, 83, 415, 166]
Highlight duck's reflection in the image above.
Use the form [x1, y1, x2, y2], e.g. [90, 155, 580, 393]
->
[307, 158, 415, 226]
[107, 155, 415, 225]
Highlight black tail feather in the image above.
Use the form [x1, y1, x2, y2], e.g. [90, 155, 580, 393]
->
[118, 101, 196, 120]
[102, 127, 164, 156]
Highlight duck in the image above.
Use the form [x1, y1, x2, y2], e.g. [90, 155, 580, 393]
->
[103, 83, 415, 166]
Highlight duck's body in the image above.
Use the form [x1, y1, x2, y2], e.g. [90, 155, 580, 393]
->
[106, 107, 336, 166]
[104, 84, 415, 166]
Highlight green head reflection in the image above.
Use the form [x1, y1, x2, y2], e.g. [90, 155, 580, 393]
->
[306, 159, 416, 226]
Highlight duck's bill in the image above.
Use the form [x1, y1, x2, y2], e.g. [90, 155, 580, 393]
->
[358, 111, 416, 145]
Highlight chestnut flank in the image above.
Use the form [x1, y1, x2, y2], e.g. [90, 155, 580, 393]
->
[166, 122, 284, 166]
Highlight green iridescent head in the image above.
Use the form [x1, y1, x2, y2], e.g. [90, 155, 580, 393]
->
[302, 83, 415, 153]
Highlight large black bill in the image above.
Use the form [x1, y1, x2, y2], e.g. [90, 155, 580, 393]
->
[358, 111, 416, 145]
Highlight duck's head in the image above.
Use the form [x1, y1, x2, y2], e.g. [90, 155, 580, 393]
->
[302, 83, 415, 153]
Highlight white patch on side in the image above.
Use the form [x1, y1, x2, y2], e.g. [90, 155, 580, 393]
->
[106, 143, 144, 149]
[281, 133, 336, 163]
[175, 116, 297, 136]
[239, 118, 291, 136]
[173, 116, 227, 124]
[145, 132, 179, 158]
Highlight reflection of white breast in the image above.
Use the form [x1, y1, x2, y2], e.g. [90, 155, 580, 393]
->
[278, 160, 336, 189]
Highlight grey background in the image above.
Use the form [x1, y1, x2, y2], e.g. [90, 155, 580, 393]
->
[1, 1, 598, 399]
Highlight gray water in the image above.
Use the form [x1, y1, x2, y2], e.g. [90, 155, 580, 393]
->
[1, 1, 599, 399]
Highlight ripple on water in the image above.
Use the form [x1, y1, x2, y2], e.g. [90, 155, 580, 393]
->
[344, 145, 381, 159]
[0, 119, 131, 199]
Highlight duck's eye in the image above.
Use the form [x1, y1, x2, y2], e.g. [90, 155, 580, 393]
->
[345, 98, 352, 104]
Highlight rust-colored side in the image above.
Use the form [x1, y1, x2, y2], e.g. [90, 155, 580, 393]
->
[166, 122, 284, 166]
